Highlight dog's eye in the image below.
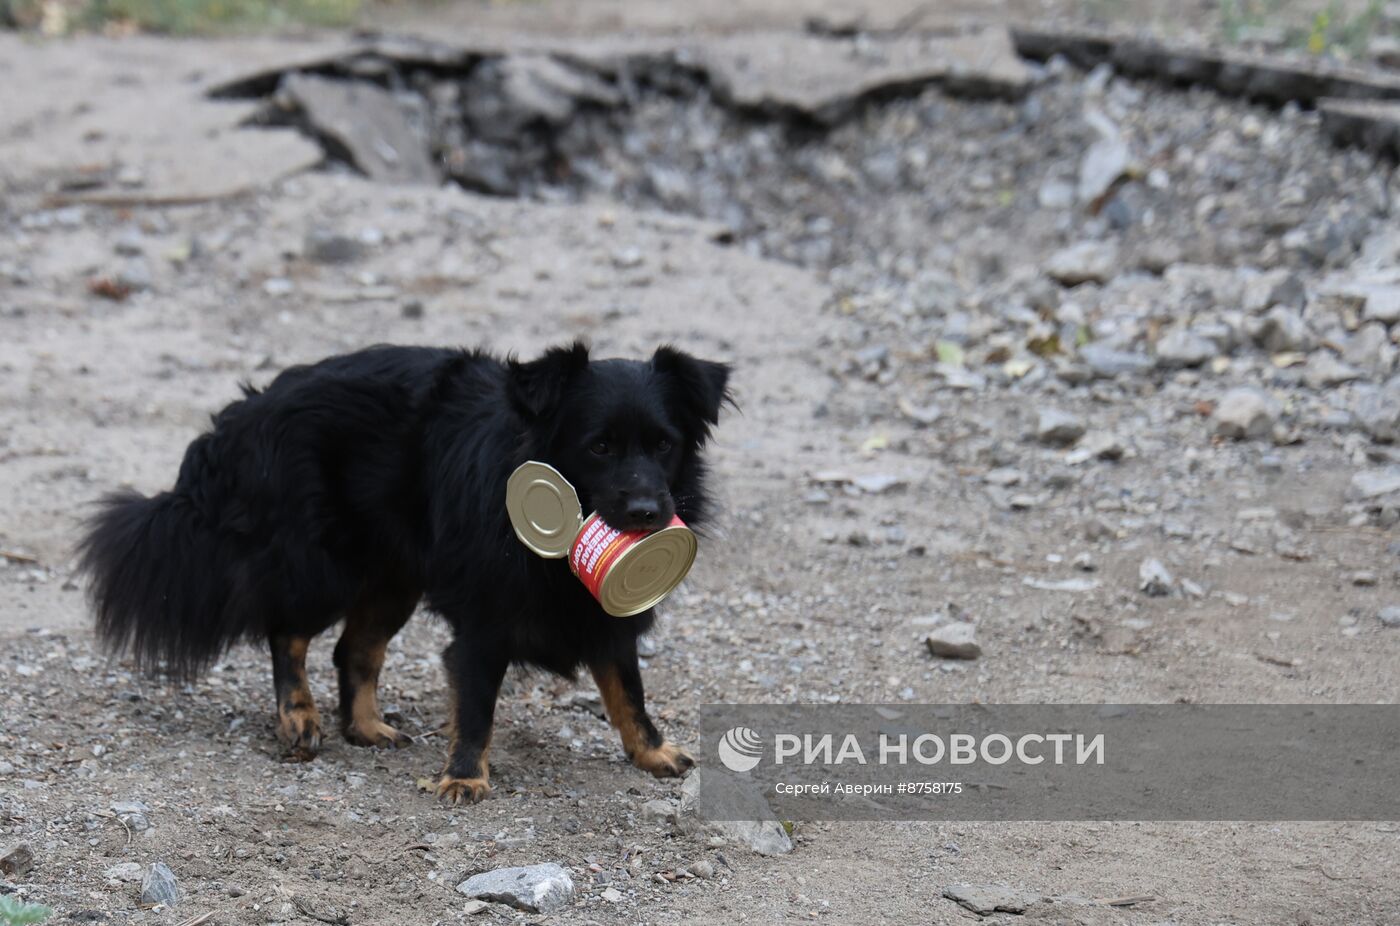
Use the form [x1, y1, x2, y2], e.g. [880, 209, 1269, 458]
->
[656, 439, 672, 453]
[590, 441, 611, 456]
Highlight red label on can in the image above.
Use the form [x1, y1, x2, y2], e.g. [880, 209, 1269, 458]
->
[569, 513, 685, 604]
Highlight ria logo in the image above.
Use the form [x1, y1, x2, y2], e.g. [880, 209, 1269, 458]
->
[717, 726, 763, 772]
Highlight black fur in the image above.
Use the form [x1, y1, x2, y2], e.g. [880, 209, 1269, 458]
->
[78, 342, 731, 794]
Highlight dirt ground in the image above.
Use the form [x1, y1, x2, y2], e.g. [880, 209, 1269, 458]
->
[2, 2, 1400, 925]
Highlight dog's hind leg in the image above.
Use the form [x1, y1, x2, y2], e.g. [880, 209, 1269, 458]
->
[435, 635, 508, 805]
[334, 588, 418, 749]
[271, 635, 322, 761]
[590, 644, 694, 778]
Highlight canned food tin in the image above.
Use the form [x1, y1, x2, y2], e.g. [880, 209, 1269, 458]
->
[505, 461, 697, 617]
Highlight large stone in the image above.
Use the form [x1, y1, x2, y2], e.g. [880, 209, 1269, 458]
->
[279, 73, 438, 185]
[1154, 329, 1217, 368]
[1242, 270, 1306, 312]
[1138, 558, 1174, 597]
[1036, 408, 1086, 446]
[1077, 112, 1132, 206]
[1345, 323, 1393, 372]
[700, 28, 1031, 125]
[1304, 352, 1363, 389]
[925, 622, 982, 659]
[456, 863, 575, 914]
[943, 882, 1043, 915]
[679, 771, 793, 856]
[1079, 342, 1155, 378]
[1250, 306, 1314, 353]
[462, 54, 621, 140]
[1213, 387, 1280, 440]
[1361, 285, 1400, 324]
[1045, 241, 1118, 286]
[1350, 468, 1400, 500]
[1355, 380, 1400, 442]
[139, 862, 180, 908]
[0, 845, 33, 878]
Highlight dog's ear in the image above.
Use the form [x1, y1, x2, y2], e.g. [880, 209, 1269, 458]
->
[507, 341, 590, 420]
[651, 345, 733, 443]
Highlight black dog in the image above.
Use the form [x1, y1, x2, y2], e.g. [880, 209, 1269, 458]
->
[79, 341, 730, 803]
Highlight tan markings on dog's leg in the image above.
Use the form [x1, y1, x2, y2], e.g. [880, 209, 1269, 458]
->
[335, 609, 414, 749]
[437, 728, 492, 805]
[592, 663, 649, 755]
[339, 639, 411, 748]
[274, 636, 322, 761]
[590, 663, 694, 778]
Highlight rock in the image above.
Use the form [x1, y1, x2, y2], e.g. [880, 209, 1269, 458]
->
[111, 800, 151, 832]
[611, 246, 644, 269]
[851, 473, 905, 494]
[1379, 606, 1400, 628]
[1036, 408, 1086, 446]
[1045, 241, 1118, 286]
[601, 887, 624, 903]
[113, 227, 145, 257]
[1038, 179, 1075, 209]
[1065, 431, 1128, 463]
[925, 622, 981, 659]
[139, 862, 180, 907]
[699, 29, 1031, 125]
[304, 226, 363, 264]
[897, 396, 942, 425]
[116, 259, 153, 293]
[105, 861, 143, 883]
[1077, 111, 1131, 205]
[688, 860, 715, 879]
[1355, 380, 1400, 442]
[262, 277, 294, 297]
[1243, 270, 1306, 311]
[1304, 352, 1362, 389]
[279, 73, 438, 185]
[1213, 387, 1281, 440]
[1023, 576, 1100, 592]
[943, 882, 1042, 915]
[640, 799, 677, 822]
[1363, 286, 1400, 324]
[1, 844, 34, 878]
[1251, 306, 1314, 354]
[1154, 329, 1217, 368]
[1079, 343, 1155, 378]
[1345, 323, 1392, 372]
[678, 772, 793, 856]
[456, 863, 575, 914]
[985, 467, 1025, 487]
[1138, 558, 1174, 597]
[1350, 468, 1400, 500]
[464, 55, 622, 140]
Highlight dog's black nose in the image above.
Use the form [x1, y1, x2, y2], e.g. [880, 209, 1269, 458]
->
[625, 498, 661, 527]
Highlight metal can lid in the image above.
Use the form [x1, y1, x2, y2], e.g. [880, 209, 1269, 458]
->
[596, 522, 698, 617]
[506, 461, 583, 559]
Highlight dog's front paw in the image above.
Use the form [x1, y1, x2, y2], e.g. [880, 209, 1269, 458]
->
[277, 705, 322, 761]
[344, 719, 413, 750]
[631, 742, 695, 778]
[436, 775, 491, 805]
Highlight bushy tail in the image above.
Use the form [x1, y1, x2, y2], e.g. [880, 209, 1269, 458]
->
[78, 490, 245, 680]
